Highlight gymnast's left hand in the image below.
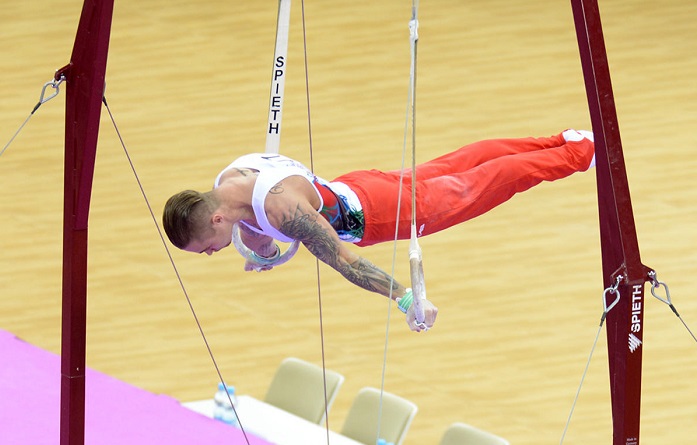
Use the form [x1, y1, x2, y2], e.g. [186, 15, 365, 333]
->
[406, 299, 438, 333]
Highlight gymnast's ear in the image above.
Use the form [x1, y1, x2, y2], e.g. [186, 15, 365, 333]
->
[211, 213, 224, 226]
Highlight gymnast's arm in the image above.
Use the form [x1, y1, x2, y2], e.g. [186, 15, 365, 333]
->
[238, 222, 277, 254]
[237, 222, 280, 271]
[261, 178, 404, 299]
[285, 201, 408, 299]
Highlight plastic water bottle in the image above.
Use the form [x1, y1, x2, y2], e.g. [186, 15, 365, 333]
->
[213, 382, 227, 421]
[213, 382, 239, 427]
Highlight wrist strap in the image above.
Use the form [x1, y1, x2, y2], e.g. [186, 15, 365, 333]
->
[398, 288, 414, 314]
[249, 244, 281, 266]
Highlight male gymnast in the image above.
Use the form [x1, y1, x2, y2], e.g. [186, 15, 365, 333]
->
[163, 129, 595, 332]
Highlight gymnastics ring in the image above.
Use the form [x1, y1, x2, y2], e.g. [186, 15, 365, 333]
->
[231, 222, 300, 269]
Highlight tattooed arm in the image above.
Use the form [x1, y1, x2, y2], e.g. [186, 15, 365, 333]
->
[264, 177, 407, 300]
[293, 202, 407, 299]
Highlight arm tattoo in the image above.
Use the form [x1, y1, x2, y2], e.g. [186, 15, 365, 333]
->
[342, 257, 400, 296]
[280, 205, 398, 296]
[269, 181, 284, 195]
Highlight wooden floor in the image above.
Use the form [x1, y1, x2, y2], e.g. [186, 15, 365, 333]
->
[2, 1, 696, 444]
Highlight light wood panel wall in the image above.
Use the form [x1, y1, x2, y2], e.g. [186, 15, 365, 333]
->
[1, 1, 696, 444]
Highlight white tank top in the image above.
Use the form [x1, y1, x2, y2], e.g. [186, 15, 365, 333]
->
[214, 153, 320, 242]
[214, 153, 363, 243]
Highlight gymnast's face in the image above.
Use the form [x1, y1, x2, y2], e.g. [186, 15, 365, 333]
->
[184, 214, 232, 256]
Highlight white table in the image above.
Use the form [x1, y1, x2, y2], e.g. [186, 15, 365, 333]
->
[184, 395, 363, 445]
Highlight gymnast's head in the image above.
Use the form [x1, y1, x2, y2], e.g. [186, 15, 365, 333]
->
[163, 190, 230, 255]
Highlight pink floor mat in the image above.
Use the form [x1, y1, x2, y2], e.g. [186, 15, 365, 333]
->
[0, 329, 271, 445]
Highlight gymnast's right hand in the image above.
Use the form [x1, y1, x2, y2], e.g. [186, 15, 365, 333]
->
[243, 259, 274, 272]
[405, 298, 438, 332]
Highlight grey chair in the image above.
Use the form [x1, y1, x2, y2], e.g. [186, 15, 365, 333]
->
[439, 422, 510, 445]
[263, 357, 345, 424]
[340, 387, 418, 445]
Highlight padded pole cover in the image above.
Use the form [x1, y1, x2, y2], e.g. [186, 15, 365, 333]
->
[57, 0, 115, 444]
[570, 1, 651, 444]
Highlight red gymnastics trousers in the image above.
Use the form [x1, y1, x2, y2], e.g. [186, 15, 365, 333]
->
[334, 131, 595, 247]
